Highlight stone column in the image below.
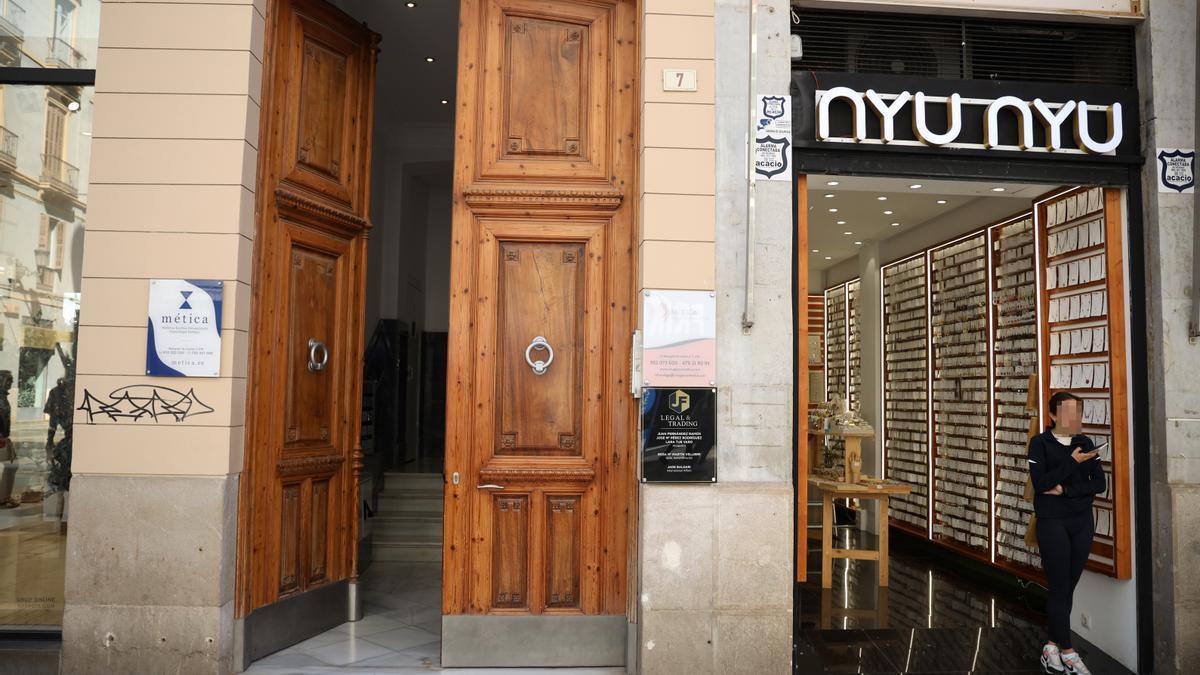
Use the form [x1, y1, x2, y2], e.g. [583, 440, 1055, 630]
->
[1139, 1, 1200, 672]
[635, 1, 793, 673]
[856, 243, 883, 533]
[61, 1, 263, 673]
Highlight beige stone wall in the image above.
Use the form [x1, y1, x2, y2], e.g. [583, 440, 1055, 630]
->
[639, 0, 716, 293]
[635, 1, 794, 673]
[62, 1, 263, 672]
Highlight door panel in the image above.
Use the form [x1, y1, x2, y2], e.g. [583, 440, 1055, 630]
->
[238, 0, 377, 661]
[445, 0, 637, 660]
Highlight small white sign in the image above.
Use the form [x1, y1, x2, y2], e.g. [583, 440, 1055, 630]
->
[754, 94, 791, 181]
[146, 279, 223, 377]
[662, 69, 697, 92]
[1157, 148, 1195, 193]
[643, 290, 715, 387]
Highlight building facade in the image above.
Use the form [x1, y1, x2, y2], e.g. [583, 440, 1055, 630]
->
[0, 0, 1194, 673]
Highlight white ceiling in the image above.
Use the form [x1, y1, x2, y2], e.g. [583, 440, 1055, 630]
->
[333, 0, 460, 126]
[806, 174, 1054, 271]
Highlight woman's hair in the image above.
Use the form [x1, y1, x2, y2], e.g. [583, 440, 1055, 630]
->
[1049, 391, 1083, 416]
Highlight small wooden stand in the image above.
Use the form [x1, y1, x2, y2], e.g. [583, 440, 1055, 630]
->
[809, 476, 912, 589]
[831, 426, 874, 484]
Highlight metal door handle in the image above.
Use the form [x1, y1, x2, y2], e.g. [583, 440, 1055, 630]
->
[524, 335, 554, 375]
[477, 484, 505, 490]
[308, 338, 329, 372]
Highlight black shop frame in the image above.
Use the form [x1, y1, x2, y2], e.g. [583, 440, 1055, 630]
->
[788, 76, 1153, 675]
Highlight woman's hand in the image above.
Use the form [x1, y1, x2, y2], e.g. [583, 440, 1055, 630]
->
[1071, 447, 1098, 463]
[1043, 484, 1064, 496]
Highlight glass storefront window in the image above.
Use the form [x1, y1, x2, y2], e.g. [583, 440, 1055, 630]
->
[0, 81, 93, 629]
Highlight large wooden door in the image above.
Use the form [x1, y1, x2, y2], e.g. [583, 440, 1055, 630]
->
[237, 0, 377, 663]
[441, 0, 637, 666]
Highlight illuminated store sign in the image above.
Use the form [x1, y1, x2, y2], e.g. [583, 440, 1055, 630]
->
[815, 88, 1123, 155]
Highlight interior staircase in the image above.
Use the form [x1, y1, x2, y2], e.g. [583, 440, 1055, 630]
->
[372, 472, 444, 563]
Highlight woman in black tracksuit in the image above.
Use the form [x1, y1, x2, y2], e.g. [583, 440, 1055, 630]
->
[1027, 391, 1105, 675]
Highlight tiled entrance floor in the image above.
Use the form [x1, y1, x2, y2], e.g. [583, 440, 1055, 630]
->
[244, 561, 623, 674]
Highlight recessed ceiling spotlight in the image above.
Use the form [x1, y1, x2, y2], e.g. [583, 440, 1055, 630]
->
[854, 241, 863, 245]
[406, 1, 416, 6]
[936, 199, 948, 204]
[425, 56, 435, 63]
[826, 180, 840, 186]
[877, 196, 888, 201]
[828, 208, 838, 213]
[440, 99, 449, 105]
[891, 222, 900, 227]
[843, 231, 853, 235]
[812, 249, 819, 253]
[67, 101, 80, 111]
[836, 220, 846, 225]
[909, 184, 923, 189]
[824, 193, 835, 198]
[824, 256, 832, 260]
[883, 210, 894, 215]
[991, 187, 1006, 192]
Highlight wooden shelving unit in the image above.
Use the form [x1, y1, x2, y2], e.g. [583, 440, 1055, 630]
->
[876, 185, 1131, 582]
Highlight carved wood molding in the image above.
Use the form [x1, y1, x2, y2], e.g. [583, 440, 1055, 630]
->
[478, 466, 596, 483]
[276, 454, 344, 477]
[275, 187, 369, 230]
[462, 186, 623, 210]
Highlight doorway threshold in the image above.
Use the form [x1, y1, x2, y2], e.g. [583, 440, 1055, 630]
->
[242, 561, 624, 674]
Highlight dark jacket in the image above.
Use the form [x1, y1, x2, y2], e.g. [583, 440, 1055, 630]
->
[1027, 428, 1106, 519]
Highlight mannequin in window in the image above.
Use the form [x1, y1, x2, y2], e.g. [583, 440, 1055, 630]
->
[0, 370, 17, 508]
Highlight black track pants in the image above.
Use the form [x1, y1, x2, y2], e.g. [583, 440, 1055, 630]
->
[1036, 509, 1094, 649]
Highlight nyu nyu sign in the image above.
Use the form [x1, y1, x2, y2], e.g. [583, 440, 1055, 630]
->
[816, 88, 1122, 155]
[792, 72, 1141, 162]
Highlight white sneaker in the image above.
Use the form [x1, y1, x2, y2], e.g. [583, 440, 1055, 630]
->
[1041, 643, 1064, 673]
[1062, 651, 1092, 675]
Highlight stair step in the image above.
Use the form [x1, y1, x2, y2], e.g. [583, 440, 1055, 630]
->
[373, 514, 444, 539]
[373, 540, 442, 563]
[382, 473, 443, 489]
[377, 493, 444, 514]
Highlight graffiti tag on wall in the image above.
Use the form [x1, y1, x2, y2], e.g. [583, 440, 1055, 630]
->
[77, 385, 215, 423]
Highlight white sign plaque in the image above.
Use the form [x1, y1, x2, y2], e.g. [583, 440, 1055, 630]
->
[755, 94, 792, 181]
[146, 279, 223, 377]
[662, 69, 698, 92]
[643, 290, 716, 387]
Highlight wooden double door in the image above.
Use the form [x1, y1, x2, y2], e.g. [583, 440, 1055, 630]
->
[238, 0, 637, 667]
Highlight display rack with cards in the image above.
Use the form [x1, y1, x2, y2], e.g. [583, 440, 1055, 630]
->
[847, 279, 863, 412]
[877, 186, 1131, 583]
[930, 233, 992, 554]
[881, 255, 930, 534]
[1037, 186, 1131, 579]
[989, 215, 1041, 572]
[824, 283, 849, 469]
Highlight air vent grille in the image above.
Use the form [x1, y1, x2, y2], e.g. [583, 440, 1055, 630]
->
[792, 9, 1136, 87]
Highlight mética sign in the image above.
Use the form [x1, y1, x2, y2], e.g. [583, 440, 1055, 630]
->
[814, 88, 1123, 155]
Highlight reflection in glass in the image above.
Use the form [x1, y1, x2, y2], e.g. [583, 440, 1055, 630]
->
[0, 82, 93, 629]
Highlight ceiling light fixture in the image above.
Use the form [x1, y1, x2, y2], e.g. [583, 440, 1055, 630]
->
[891, 222, 900, 227]
[826, 180, 840, 186]
[991, 187, 1006, 192]
[843, 231, 853, 235]
[937, 199, 948, 204]
[407, 1, 416, 6]
[855, 241, 863, 245]
[425, 56, 435, 63]
[440, 99, 449, 105]
[812, 249, 819, 253]
[824, 256, 832, 260]
[829, 208, 838, 213]
[909, 184, 923, 189]
[877, 196, 888, 201]
[836, 220, 846, 225]
[883, 210, 894, 215]
[824, 193, 835, 198]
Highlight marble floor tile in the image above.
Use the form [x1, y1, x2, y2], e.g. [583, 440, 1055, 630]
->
[305, 637, 394, 666]
[360, 626, 440, 652]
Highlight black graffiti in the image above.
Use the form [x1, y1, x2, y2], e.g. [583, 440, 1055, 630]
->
[77, 385, 216, 423]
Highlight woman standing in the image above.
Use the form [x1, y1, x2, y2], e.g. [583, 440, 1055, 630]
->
[1028, 391, 1106, 675]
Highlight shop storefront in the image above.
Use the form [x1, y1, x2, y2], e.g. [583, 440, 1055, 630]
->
[790, 7, 1150, 672]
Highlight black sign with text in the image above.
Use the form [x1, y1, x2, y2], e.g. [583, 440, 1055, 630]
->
[641, 387, 717, 483]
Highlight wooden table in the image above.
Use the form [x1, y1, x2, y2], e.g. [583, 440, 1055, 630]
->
[808, 476, 913, 589]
